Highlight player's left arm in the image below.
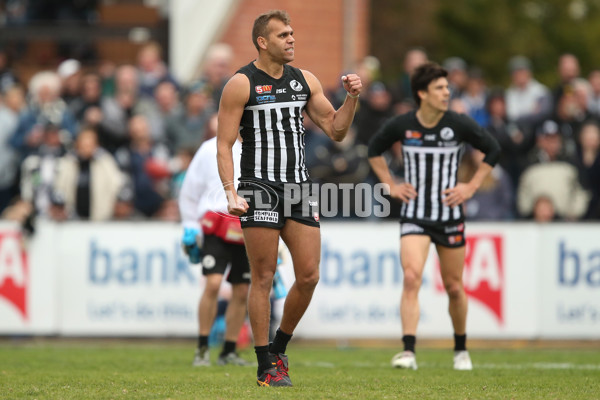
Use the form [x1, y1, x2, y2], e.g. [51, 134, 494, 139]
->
[303, 70, 362, 142]
[443, 116, 502, 208]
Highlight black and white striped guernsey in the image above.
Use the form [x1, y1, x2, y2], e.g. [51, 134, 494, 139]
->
[368, 110, 501, 225]
[237, 62, 311, 183]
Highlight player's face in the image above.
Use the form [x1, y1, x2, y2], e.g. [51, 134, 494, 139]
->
[421, 77, 450, 112]
[264, 19, 295, 63]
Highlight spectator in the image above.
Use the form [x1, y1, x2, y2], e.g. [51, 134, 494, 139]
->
[136, 41, 178, 99]
[459, 148, 514, 220]
[99, 64, 140, 152]
[505, 55, 552, 127]
[195, 43, 233, 107]
[0, 46, 20, 94]
[486, 90, 534, 186]
[391, 47, 428, 105]
[0, 85, 26, 212]
[526, 119, 574, 165]
[575, 120, 600, 219]
[11, 70, 78, 158]
[531, 196, 557, 223]
[19, 122, 67, 219]
[517, 120, 590, 220]
[52, 127, 124, 221]
[69, 72, 103, 126]
[57, 58, 83, 107]
[553, 78, 592, 158]
[115, 115, 171, 217]
[353, 81, 394, 146]
[587, 69, 600, 118]
[165, 81, 215, 153]
[138, 80, 182, 144]
[552, 53, 581, 110]
[98, 59, 117, 97]
[461, 67, 489, 127]
[443, 56, 468, 100]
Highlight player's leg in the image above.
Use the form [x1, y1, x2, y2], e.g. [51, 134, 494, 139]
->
[257, 219, 319, 385]
[242, 226, 286, 384]
[274, 220, 320, 346]
[218, 243, 251, 366]
[217, 282, 250, 365]
[391, 233, 430, 370]
[436, 243, 472, 370]
[194, 265, 225, 365]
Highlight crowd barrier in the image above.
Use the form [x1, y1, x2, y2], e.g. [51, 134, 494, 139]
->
[0, 220, 598, 339]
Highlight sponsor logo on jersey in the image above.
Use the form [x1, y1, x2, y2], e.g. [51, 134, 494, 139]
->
[309, 200, 318, 207]
[255, 85, 272, 94]
[291, 94, 307, 101]
[424, 134, 437, 141]
[447, 234, 464, 245]
[401, 223, 425, 235]
[202, 255, 216, 269]
[256, 95, 276, 104]
[405, 130, 422, 139]
[0, 231, 29, 321]
[276, 88, 286, 94]
[313, 212, 320, 222]
[434, 234, 505, 325]
[444, 223, 465, 233]
[405, 139, 423, 146]
[440, 127, 455, 140]
[290, 80, 303, 91]
[254, 211, 279, 223]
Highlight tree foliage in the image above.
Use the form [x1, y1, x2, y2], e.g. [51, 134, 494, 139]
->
[371, 0, 600, 86]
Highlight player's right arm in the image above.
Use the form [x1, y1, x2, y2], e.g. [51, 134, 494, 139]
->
[217, 73, 250, 216]
[367, 118, 416, 203]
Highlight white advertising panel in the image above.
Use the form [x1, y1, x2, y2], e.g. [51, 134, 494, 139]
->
[295, 222, 540, 339]
[539, 225, 600, 338]
[0, 221, 58, 334]
[2, 221, 599, 339]
[55, 222, 202, 336]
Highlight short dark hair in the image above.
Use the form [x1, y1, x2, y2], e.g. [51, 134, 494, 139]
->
[411, 62, 448, 106]
[252, 10, 291, 51]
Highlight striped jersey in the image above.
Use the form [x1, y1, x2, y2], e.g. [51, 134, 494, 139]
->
[237, 62, 311, 183]
[368, 110, 500, 225]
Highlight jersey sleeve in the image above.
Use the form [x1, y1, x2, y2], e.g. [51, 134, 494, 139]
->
[458, 114, 501, 166]
[368, 117, 402, 157]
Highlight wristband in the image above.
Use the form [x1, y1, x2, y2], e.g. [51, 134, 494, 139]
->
[347, 92, 360, 99]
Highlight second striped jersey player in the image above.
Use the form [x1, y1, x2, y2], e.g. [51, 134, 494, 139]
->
[368, 109, 501, 226]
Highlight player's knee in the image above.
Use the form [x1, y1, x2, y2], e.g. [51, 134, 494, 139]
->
[251, 269, 276, 291]
[296, 268, 319, 291]
[402, 269, 422, 291]
[232, 284, 250, 301]
[444, 280, 464, 299]
[203, 280, 221, 297]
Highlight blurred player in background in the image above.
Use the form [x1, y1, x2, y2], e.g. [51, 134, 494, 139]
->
[368, 62, 500, 371]
[178, 133, 250, 367]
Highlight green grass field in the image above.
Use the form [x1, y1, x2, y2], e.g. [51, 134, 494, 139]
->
[2, 340, 599, 399]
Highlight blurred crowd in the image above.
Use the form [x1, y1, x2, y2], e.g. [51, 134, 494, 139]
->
[0, 43, 599, 231]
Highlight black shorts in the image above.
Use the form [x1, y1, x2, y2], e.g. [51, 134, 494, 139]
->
[202, 234, 250, 284]
[237, 179, 320, 229]
[400, 221, 466, 248]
